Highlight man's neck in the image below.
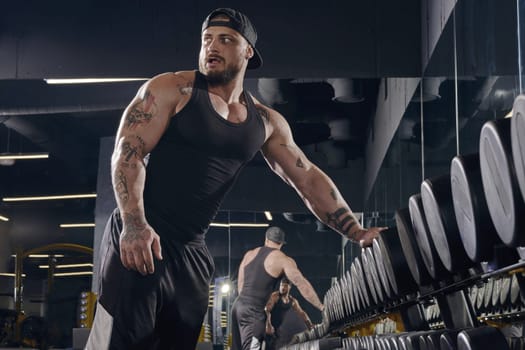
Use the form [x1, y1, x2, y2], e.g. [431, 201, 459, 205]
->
[280, 294, 290, 302]
[265, 241, 281, 249]
[207, 76, 245, 104]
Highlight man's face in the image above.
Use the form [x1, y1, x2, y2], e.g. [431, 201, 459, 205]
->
[279, 281, 290, 295]
[199, 23, 252, 86]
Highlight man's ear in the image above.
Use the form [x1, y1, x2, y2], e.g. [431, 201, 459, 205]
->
[246, 45, 254, 60]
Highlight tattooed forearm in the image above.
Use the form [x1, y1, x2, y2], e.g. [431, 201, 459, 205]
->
[120, 136, 146, 167]
[256, 106, 270, 124]
[114, 170, 129, 203]
[325, 207, 358, 240]
[122, 141, 140, 162]
[122, 211, 147, 240]
[126, 90, 157, 129]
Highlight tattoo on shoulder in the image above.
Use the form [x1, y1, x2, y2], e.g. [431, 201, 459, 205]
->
[178, 81, 193, 95]
[126, 89, 157, 129]
[296, 158, 305, 168]
[325, 207, 358, 240]
[256, 106, 270, 124]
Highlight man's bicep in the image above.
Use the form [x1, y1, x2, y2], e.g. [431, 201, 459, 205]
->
[261, 128, 313, 188]
[115, 84, 173, 159]
[282, 259, 304, 285]
[292, 299, 304, 313]
[265, 293, 278, 310]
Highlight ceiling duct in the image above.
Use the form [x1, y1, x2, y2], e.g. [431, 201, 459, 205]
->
[326, 78, 364, 103]
[328, 118, 352, 141]
[476, 77, 517, 112]
[0, 116, 96, 183]
[282, 213, 316, 224]
[411, 77, 446, 102]
[257, 78, 292, 105]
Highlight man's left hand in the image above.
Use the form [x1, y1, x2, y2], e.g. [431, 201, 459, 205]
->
[356, 226, 388, 247]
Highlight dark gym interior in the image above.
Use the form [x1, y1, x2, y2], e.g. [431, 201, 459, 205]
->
[1, 0, 525, 349]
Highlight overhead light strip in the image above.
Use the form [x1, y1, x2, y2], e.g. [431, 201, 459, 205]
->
[0, 273, 26, 277]
[39, 263, 93, 269]
[44, 78, 148, 84]
[0, 153, 49, 160]
[0, 215, 9, 222]
[11, 254, 65, 258]
[3, 193, 97, 202]
[53, 271, 93, 277]
[60, 223, 95, 228]
[264, 211, 273, 221]
[209, 223, 270, 228]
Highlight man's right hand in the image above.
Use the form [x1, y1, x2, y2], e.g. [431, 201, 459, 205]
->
[265, 324, 275, 335]
[119, 221, 163, 275]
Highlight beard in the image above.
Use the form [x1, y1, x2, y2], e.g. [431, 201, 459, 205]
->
[200, 61, 242, 87]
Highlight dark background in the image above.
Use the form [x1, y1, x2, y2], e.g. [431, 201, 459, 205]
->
[0, 0, 522, 347]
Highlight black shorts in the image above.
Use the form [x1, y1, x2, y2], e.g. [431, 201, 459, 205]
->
[231, 296, 266, 350]
[86, 210, 215, 350]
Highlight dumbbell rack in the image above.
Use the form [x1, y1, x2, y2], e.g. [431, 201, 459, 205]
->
[286, 259, 525, 349]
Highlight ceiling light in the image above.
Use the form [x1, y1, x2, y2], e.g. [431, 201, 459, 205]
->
[209, 222, 270, 228]
[53, 271, 93, 277]
[0, 153, 49, 160]
[12, 254, 65, 258]
[220, 282, 231, 294]
[264, 211, 273, 221]
[44, 78, 148, 84]
[39, 263, 93, 269]
[210, 223, 230, 228]
[0, 273, 26, 277]
[0, 215, 9, 222]
[3, 193, 97, 202]
[60, 223, 95, 228]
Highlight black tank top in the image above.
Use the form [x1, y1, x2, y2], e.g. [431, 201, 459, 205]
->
[271, 297, 293, 329]
[241, 246, 281, 306]
[143, 71, 266, 243]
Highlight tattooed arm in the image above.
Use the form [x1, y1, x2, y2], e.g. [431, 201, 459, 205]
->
[112, 72, 192, 275]
[290, 298, 314, 329]
[264, 292, 280, 335]
[282, 256, 324, 311]
[259, 105, 386, 247]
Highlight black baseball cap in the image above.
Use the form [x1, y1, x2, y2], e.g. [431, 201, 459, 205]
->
[265, 226, 286, 244]
[201, 8, 263, 69]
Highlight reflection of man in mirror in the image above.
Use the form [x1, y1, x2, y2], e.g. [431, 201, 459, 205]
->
[264, 277, 313, 350]
[231, 227, 323, 350]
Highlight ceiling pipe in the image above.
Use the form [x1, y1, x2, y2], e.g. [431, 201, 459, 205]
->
[0, 104, 124, 116]
[0, 116, 95, 182]
[411, 77, 446, 103]
[257, 78, 291, 105]
[328, 118, 353, 141]
[326, 78, 364, 103]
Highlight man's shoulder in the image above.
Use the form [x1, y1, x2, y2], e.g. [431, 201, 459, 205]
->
[149, 71, 195, 87]
[268, 249, 288, 262]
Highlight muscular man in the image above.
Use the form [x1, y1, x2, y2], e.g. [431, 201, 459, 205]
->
[231, 227, 322, 350]
[86, 7, 386, 350]
[265, 277, 313, 350]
